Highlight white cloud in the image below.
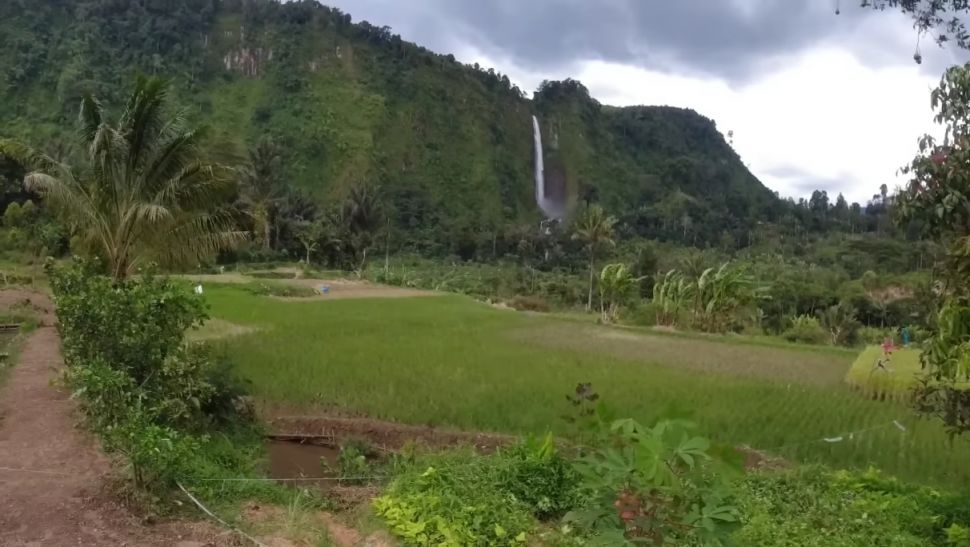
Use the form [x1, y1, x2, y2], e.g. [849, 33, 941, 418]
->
[577, 48, 939, 203]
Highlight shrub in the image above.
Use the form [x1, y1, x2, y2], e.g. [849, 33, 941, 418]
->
[627, 301, 659, 327]
[48, 258, 257, 499]
[565, 418, 739, 546]
[375, 449, 535, 546]
[49, 258, 207, 385]
[242, 281, 318, 298]
[735, 466, 970, 546]
[327, 438, 377, 485]
[859, 326, 893, 345]
[508, 295, 551, 312]
[498, 434, 580, 519]
[782, 315, 829, 345]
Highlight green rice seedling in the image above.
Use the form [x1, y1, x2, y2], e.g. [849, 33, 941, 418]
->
[203, 286, 970, 488]
[845, 346, 923, 401]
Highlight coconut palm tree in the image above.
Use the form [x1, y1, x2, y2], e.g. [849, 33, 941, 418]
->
[239, 138, 284, 251]
[340, 181, 383, 275]
[0, 77, 244, 280]
[572, 204, 617, 311]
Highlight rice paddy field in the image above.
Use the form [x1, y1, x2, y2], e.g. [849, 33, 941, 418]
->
[202, 285, 970, 488]
[844, 346, 924, 401]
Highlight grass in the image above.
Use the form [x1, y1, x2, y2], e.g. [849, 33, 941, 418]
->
[204, 285, 970, 489]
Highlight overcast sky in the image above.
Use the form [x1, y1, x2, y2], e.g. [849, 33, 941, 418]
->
[325, 0, 968, 203]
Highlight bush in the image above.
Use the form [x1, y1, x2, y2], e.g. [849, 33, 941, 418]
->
[782, 315, 829, 345]
[48, 259, 257, 500]
[565, 417, 739, 546]
[50, 259, 207, 385]
[508, 295, 551, 313]
[735, 466, 970, 546]
[627, 301, 659, 327]
[375, 449, 535, 546]
[498, 434, 580, 519]
[243, 281, 318, 298]
[859, 326, 893, 345]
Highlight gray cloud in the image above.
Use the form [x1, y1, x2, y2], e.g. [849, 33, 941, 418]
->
[322, 0, 966, 83]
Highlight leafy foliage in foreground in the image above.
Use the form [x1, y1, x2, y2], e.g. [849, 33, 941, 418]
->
[374, 449, 539, 546]
[736, 466, 970, 546]
[896, 62, 970, 435]
[48, 258, 285, 504]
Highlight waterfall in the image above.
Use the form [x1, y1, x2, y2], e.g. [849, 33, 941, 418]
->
[532, 115, 555, 218]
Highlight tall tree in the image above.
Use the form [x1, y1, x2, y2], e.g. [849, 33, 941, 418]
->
[340, 181, 383, 275]
[239, 138, 285, 251]
[572, 204, 617, 311]
[896, 63, 970, 434]
[0, 77, 244, 280]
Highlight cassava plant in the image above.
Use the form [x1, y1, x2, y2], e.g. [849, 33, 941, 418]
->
[563, 384, 739, 546]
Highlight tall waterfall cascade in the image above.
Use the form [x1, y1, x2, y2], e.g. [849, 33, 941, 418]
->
[532, 115, 557, 219]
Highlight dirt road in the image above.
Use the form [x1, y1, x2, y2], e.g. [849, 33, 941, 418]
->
[0, 290, 224, 546]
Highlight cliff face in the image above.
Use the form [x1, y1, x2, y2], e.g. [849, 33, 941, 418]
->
[0, 0, 779, 251]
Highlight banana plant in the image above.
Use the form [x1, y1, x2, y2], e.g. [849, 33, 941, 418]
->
[652, 262, 766, 332]
[599, 263, 643, 323]
[652, 270, 693, 326]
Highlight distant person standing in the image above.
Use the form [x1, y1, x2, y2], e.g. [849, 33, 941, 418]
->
[881, 336, 895, 356]
[901, 326, 911, 347]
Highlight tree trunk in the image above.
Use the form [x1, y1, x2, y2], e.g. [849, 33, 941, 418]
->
[384, 218, 391, 277]
[587, 250, 595, 312]
[357, 248, 368, 279]
[263, 218, 272, 252]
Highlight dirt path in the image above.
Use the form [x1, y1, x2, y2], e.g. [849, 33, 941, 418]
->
[182, 273, 436, 301]
[0, 292, 226, 546]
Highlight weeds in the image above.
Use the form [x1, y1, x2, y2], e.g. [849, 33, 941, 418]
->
[243, 281, 318, 298]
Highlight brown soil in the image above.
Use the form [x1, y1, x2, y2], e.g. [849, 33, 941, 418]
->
[735, 445, 792, 471]
[0, 288, 56, 326]
[241, 502, 392, 547]
[0, 291, 229, 546]
[269, 414, 784, 473]
[268, 415, 513, 453]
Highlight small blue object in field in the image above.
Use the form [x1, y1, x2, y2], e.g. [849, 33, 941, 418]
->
[319, 285, 330, 294]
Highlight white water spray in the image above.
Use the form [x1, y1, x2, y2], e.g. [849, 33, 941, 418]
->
[532, 115, 556, 218]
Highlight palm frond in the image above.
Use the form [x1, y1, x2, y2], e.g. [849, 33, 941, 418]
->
[78, 93, 104, 145]
[121, 76, 171, 173]
[0, 139, 60, 173]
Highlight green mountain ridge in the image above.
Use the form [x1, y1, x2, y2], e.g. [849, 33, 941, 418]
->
[0, 0, 780, 255]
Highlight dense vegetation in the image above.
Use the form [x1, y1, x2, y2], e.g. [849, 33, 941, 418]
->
[4, 1, 970, 544]
[0, 0, 914, 260]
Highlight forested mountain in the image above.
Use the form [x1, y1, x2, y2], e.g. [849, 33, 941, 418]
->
[0, 0, 785, 255]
